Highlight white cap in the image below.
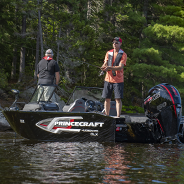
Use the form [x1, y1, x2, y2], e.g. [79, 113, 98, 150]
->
[45, 49, 53, 55]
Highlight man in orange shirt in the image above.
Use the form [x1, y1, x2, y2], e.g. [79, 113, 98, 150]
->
[101, 37, 127, 117]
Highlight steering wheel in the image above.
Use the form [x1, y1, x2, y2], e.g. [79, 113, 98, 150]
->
[85, 100, 96, 112]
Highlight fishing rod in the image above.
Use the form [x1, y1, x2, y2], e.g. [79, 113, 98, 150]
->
[78, 60, 101, 68]
[3, 39, 105, 76]
[2, 40, 105, 74]
[77, 60, 104, 76]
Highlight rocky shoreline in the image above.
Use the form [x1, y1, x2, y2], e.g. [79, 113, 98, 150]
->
[0, 86, 65, 132]
[0, 110, 13, 131]
[0, 88, 16, 131]
[0, 86, 38, 132]
[0, 87, 29, 132]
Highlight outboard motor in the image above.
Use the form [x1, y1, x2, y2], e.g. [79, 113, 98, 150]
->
[144, 83, 182, 141]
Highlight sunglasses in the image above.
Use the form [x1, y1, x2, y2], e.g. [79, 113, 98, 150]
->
[112, 42, 119, 44]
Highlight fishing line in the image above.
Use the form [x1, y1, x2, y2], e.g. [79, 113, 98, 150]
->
[2, 40, 105, 75]
[77, 60, 104, 76]
[78, 60, 101, 68]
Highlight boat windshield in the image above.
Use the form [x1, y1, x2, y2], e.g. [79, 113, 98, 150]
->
[66, 86, 105, 105]
[30, 85, 56, 103]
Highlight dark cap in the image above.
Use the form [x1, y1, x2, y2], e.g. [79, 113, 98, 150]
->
[112, 37, 122, 43]
[45, 49, 53, 55]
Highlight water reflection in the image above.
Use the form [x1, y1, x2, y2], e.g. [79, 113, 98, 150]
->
[25, 142, 105, 183]
[98, 144, 130, 183]
[1, 132, 184, 183]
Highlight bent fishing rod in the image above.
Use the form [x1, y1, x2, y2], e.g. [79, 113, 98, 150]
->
[77, 60, 104, 76]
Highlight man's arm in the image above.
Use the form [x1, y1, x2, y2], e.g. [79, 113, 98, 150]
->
[104, 63, 124, 71]
[55, 72, 60, 85]
[101, 63, 124, 71]
[101, 52, 108, 69]
[36, 63, 39, 78]
[101, 60, 108, 67]
[102, 52, 127, 71]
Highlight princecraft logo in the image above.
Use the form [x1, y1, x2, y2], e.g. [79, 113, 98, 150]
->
[55, 121, 104, 127]
[36, 116, 104, 134]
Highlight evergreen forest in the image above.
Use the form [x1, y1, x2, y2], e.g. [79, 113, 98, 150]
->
[0, 0, 184, 111]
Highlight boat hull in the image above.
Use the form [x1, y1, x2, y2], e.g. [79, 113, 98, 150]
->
[3, 110, 116, 142]
[3, 110, 167, 143]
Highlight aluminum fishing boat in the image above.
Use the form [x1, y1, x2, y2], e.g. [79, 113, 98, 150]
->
[2, 83, 184, 143]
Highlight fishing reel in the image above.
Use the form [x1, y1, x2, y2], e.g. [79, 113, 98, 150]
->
[99, 71, 104, 76]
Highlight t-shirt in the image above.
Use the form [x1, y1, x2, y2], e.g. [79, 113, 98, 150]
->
[104, 49, 127, 83]
[37, 57, 60, 84]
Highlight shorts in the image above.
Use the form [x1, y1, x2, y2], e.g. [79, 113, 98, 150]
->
[102, 81, 124, 99]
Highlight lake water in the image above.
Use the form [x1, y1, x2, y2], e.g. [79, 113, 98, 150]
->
[0, 132, 184, 184]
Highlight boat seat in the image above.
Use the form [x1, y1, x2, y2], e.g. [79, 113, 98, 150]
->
[63, 98, 85, 112]
[42, 102, 60, 111]
[23, 102, 60, 111]
[23, 102, 42, 111]
[102, 101, 117, 116]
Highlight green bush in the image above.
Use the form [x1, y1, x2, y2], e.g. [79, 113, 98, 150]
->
[122, 105, 144, 114]
[0, 70, 8, 88]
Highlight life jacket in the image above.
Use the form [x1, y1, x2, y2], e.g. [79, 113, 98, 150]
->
[38, 56, 55, 83]
[108, 49, 124, 76]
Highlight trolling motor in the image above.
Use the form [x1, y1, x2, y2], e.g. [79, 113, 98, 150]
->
[144, 83, 182, 142]
[9, 89, 20, 111]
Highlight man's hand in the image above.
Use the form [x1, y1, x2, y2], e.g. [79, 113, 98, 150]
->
[101, 66, 109, 71]
[101, 63, 124, 72]
[101, 62, 108, 71]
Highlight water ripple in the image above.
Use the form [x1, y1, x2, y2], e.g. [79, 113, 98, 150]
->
[1, 133, 184, 183]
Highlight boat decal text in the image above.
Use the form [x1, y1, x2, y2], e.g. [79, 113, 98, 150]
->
[35, 116, 104, 134]
[54, 121, 104, 127]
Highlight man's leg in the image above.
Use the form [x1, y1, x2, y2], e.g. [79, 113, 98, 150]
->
[113, 82, 124, 117]
[102, 81, 113, 115]
[43, 86, 50, 101]
[104, 98, 111, 115]
[115, 98, 122, 117]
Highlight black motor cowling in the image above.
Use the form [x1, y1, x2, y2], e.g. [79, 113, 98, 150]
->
[144, 83, 182, 137]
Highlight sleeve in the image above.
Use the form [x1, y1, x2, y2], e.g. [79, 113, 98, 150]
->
[104, 51, 109, 62]
[120, 52, 127, 66]
[36, 63, 39, 75]
[55, 62, 60, 72]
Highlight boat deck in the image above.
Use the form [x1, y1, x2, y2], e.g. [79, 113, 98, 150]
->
[111, 113, 148, 124]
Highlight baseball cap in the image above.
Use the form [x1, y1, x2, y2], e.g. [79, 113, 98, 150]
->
[112, 37, 122, 43]
[45, 49, 54, 55]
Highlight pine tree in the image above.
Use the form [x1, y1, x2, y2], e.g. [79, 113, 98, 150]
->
[130, 0, 184, 105]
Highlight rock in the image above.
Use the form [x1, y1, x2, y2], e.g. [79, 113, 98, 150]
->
[0, 88, 4, 94]
[0, 111, 13, 131]
[0, 104, 3, 111]
[19, 87, 35, 101]
[0, 88, 9, 100]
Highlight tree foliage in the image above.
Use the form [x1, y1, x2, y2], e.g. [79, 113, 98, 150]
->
[0, 0, 184, 109]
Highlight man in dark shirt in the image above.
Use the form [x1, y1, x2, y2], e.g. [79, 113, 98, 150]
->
[37, 49, 60, 85]
[37, 49, 60, 101]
